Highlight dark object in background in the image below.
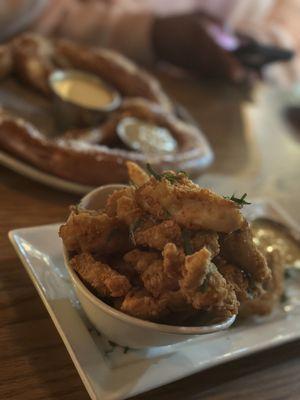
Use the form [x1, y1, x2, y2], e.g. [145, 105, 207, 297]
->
[234, 37, 294, 71]
[284, 106, 300, 137]
[153, 13, 294, 83]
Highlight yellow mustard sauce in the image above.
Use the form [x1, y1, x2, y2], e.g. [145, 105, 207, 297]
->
[52, 76, 114, 109]
[251, 218, 300, 268]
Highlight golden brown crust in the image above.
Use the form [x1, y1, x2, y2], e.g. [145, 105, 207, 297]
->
[136, 176, 245, 233]
[71, 253, 131, 297]
[220, 225, 271, 282]
[239, 249, 284, 317]
[59, 162, 276, 323]
[59, 209, 131, 254]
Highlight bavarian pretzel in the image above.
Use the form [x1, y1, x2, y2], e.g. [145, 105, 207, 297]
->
[0, 34, 212, 186]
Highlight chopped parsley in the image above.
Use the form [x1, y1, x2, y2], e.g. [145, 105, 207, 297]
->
[224, 193, 251, 207]
[146, 163, 188, 184]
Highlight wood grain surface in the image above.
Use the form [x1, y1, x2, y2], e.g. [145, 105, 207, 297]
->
[1, 75, 300, 400]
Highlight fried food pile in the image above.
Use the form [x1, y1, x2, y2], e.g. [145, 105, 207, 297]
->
[60, 162, 283, 324]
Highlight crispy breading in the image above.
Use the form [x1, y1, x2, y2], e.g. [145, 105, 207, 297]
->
[191, 231, 220, 257]
[120, 289, 168, 321]
[124, 249, 160, 274]
[126, 161, 149, 187]
[162, 242, 185, 281]
[125, 248, 179, 297]
[59, 209, 131, 254]
[70, 253, 131, 297]
[180, 248, 238, 317]
[136, 177, 245, 233]
[215, 257, 250, 302]
[115, 190, 143, 226]
[220, 225, 271, 283]
[239, 249, 284, 317]
[105, 187, 133, 217]
[135, 220, 182, 250]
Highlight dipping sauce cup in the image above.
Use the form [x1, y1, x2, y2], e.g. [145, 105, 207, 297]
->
[49, 69, 121, 130]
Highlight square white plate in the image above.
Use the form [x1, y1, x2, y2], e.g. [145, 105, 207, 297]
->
[9, 201, 300, 400]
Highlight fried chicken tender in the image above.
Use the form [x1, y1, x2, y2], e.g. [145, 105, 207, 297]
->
[135, 220, 182, 250]
[59, 209, 131, 254]
[120, 289, 168, 321]
[125, 248, 179, 297]
[215, 258, 250, 302]
[126, 161, 149, 187]
[115, 190, 143, 226]
[124, 249, 160, 273]
[180, 248, 238, 317]
[191, 231, 220, 257]
[136, 177, 245, 233]
[70, 253, 131, 297]
[105, 187, 133, 217]
[162, 243, 185, 281]
[239, 249, 284, 317]
[220, 225, 271, 283]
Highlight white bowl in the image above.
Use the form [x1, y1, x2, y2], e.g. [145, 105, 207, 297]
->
[63, 184, 236, 349]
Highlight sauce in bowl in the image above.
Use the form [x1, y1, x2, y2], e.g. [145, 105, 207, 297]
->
[50, 70, 120, 111]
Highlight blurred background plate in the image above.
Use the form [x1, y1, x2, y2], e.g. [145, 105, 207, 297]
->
[0, 149, 94, 194]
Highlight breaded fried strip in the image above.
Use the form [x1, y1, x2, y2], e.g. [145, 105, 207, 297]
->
[215, 258, 250, 302]
[59, 209, 131, 254]
[135, 220, 182, 250]
[162, 243, 185, 281]
[124, 249, 160, 274]
[120, 289, 168, 321]
[126, 161, 149, 187]
[136, 178, 245, 233]
[105, 187, 133, 217]
[70, 253, 131, 297]
[125, 249, 179, 297]
[180, 248, 238, 317]
[220, 225, 271, 282]
[191, 231, 220, 257]
[239, 249, 284, 317]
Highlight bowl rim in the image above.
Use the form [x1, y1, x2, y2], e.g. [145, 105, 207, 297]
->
[62, 184, 236, 336]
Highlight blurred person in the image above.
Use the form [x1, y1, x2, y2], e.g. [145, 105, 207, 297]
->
[0, 0, 298, 83]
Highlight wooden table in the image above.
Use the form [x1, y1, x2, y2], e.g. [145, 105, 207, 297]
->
[1, 75, 300, 400]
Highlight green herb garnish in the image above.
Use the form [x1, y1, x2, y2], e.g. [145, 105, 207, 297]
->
[146, 163, 162, 181]
[146, 163, 188, 185]
[224, 193, 251, 207]
[182, 229, 194, 255]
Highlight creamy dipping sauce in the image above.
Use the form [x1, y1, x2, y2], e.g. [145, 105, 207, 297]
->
[51, 73, 116, 110]
[251, 218, 300, 268]
[117, 117, 178, 154]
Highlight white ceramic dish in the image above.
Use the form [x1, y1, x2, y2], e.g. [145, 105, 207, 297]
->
[63, 184, 236, 349]
[8, 199, 300, 400]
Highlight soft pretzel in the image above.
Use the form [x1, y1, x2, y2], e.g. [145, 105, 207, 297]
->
[0, 45, 13, 80]
[0, 99, 211, 186]
[0, 34, 212, 186]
